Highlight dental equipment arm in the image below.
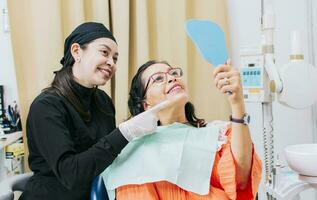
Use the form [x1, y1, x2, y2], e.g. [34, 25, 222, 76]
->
[264, 55, 283, 93]
[262, 0, 283, 93]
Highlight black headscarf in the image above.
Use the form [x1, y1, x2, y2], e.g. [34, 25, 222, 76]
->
[60, 22, 116, 68]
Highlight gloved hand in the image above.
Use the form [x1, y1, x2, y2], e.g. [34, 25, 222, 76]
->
[119, 100, 169, 141]
[119, 94, 187, 141]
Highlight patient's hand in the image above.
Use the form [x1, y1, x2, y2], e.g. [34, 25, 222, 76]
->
[213, 59, 244, 107]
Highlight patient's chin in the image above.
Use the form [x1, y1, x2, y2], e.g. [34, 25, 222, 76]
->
[167, 92, 188, 106]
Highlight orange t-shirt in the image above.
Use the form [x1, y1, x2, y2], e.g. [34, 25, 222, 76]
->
[116, 128, 262, 200]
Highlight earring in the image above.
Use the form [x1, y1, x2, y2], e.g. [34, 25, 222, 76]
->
[76, 58, 81, 63]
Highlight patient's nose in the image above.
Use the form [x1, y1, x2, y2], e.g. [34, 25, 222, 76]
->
[167, 74, 177, 83]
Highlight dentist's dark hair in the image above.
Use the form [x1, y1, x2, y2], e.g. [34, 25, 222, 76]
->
[128, 60, 206, 127]
[45, 43, 93, 122]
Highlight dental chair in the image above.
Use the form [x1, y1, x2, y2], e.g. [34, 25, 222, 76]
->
[0, 172, 33, 200]
[90, 175, 109, 200]
[0, 173, 108, 200]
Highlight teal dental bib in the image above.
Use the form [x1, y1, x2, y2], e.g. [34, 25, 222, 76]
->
[101, 122, 221, 199]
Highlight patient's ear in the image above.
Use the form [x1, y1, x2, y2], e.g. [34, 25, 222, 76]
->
[143, 101, 150, 110]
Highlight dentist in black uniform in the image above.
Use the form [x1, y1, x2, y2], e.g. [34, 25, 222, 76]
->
[20, 22, 171, 200]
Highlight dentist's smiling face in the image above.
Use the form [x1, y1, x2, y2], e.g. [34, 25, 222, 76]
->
[72, 37, 118, 87]
[141, 63, 188, 109]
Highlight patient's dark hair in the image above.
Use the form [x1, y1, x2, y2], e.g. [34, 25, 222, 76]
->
[128, 60, 206, 128]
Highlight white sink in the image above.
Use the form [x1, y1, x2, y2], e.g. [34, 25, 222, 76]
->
[284, 144, 317, 177]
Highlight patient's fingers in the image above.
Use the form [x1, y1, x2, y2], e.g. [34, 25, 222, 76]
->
[213, 64, 231, 78]
[213, 59, 233, 78]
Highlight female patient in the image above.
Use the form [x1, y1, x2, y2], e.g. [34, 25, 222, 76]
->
[107, 60, 262, 200]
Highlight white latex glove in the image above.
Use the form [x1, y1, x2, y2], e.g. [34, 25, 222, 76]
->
[119, 94, 187, 141]
[119, 100, 170, 141]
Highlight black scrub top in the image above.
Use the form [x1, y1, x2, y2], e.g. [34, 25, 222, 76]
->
[20, 80, 128, 200]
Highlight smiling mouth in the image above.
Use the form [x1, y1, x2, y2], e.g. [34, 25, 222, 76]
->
[167, 85, 183, 94]
[98, 68, 112, 78]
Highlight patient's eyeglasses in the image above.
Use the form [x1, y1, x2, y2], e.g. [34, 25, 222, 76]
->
[143, 67, 183, 96]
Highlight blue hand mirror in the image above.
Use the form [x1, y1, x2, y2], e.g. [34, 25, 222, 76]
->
[185, 20, 228, 66]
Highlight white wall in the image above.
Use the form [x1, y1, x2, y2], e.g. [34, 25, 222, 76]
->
[227, 0, 317, 199]
[0, 0, 19, 107]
